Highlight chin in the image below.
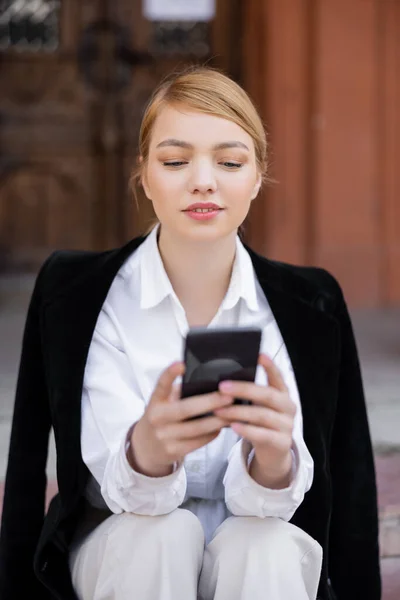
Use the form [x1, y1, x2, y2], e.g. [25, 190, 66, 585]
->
[179, 223, 236, 243]
[159, 213, 240, 242]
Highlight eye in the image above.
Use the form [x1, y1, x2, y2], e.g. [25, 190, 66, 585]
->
[220, 161, 243, 169]
[162, 161, 188, 167]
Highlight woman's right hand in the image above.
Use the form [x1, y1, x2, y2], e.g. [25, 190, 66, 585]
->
[128, 361, 233, 477]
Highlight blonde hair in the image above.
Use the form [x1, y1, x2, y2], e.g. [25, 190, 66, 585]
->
[130, 65, 269, 238]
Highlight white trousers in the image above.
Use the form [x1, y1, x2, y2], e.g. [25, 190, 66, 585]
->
[69, 508, 323, 600]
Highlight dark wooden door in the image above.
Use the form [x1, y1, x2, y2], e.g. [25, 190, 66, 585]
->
[0, 0, 241, 271]
[0, 0, 103, 270]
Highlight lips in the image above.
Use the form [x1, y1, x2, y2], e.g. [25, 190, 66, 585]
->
[184, 203, 223, 211]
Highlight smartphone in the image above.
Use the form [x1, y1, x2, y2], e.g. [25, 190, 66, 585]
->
[181, 327, 262, 420]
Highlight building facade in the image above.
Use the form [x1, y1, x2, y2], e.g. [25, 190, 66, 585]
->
[0, 0, 399, 307]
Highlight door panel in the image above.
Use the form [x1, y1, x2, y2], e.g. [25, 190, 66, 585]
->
[0, 0, 241, 270]
[0, 1, 98, 269]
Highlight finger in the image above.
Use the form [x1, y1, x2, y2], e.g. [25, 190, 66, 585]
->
[214, 405, 293, 433]
[231, 422, 291, 450]
[258, 353, 288, 392]
[160, 415, 227, 441]
[163, 391, 233, 424]
[169, 381, 182, 403]
[151, 362, 185, 404]
[218, 381, 292, 414]
[173, 431, 222, 459]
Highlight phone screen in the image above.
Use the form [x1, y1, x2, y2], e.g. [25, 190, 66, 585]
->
[181, 327, 262, 418]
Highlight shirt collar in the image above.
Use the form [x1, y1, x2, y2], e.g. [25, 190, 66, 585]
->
[139, 224, 176, 309]
[139, 223, 259, 313]
[222, 235, 259, 312]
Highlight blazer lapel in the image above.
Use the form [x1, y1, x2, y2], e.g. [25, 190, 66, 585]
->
[247, 249, 341, 450]
[42, 236, 147, 504]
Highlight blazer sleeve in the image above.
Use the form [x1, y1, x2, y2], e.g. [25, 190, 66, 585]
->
[328, 281, 381, 599]
[0, 255, 56, 598]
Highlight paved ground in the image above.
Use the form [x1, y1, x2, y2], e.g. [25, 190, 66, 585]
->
[351, 309, 400, 453]
[0, 274, 399, 597]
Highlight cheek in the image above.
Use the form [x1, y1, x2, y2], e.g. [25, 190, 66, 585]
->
[220, 172, 257, 204]
[146, 165, 184, 198]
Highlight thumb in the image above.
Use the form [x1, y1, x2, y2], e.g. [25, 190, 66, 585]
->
[169, 380, 183, 403]
[151, 361, 185, 404]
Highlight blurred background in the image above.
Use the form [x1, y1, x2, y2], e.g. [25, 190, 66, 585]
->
[0, 0, 399, 596]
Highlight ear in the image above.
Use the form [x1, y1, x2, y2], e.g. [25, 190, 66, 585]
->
[250, 174, 262, 200]
[139, 157, 152, 200]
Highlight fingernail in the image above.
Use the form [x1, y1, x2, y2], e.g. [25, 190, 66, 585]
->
[220, 381, 233, 392]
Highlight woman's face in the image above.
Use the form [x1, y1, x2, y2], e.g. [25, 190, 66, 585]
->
[141, 103, 261, 243]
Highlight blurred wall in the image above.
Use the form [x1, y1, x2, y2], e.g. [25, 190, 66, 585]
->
[243, 0, 400, 308]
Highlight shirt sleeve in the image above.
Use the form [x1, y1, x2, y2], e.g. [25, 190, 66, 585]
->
[223, 342, 314, 520]
[81, 302, 187, 515]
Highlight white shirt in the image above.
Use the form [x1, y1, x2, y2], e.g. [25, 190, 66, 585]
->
[81, 225, 314, 543]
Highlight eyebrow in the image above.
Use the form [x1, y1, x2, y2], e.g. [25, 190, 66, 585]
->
[156, 138, 250, 151]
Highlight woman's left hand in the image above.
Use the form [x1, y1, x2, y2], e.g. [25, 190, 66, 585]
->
[214, 353, 296, 489]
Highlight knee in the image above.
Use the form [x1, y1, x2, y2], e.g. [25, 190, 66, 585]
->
[212, 516, 321, 563]
[111, 508, 204, 549]
[158, 508, 205, 547]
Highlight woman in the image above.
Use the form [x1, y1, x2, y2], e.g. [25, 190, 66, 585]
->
[0, 67, 380, 600]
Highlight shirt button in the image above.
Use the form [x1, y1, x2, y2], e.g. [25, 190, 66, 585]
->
[41, 560, 48, 573]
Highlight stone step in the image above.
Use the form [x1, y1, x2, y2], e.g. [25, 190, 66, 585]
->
[381, 557, 400, 600]
[376, 453, 400, 558]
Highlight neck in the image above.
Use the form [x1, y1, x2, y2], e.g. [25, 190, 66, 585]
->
[157, 226, 237, 327]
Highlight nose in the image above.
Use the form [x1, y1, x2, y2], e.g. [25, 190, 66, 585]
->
[188, 159, 217, 195]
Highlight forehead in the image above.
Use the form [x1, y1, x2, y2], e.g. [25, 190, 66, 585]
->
[150, 103, 254, 151]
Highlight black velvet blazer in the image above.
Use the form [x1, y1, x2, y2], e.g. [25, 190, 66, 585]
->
[0, 235, 381, 600]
